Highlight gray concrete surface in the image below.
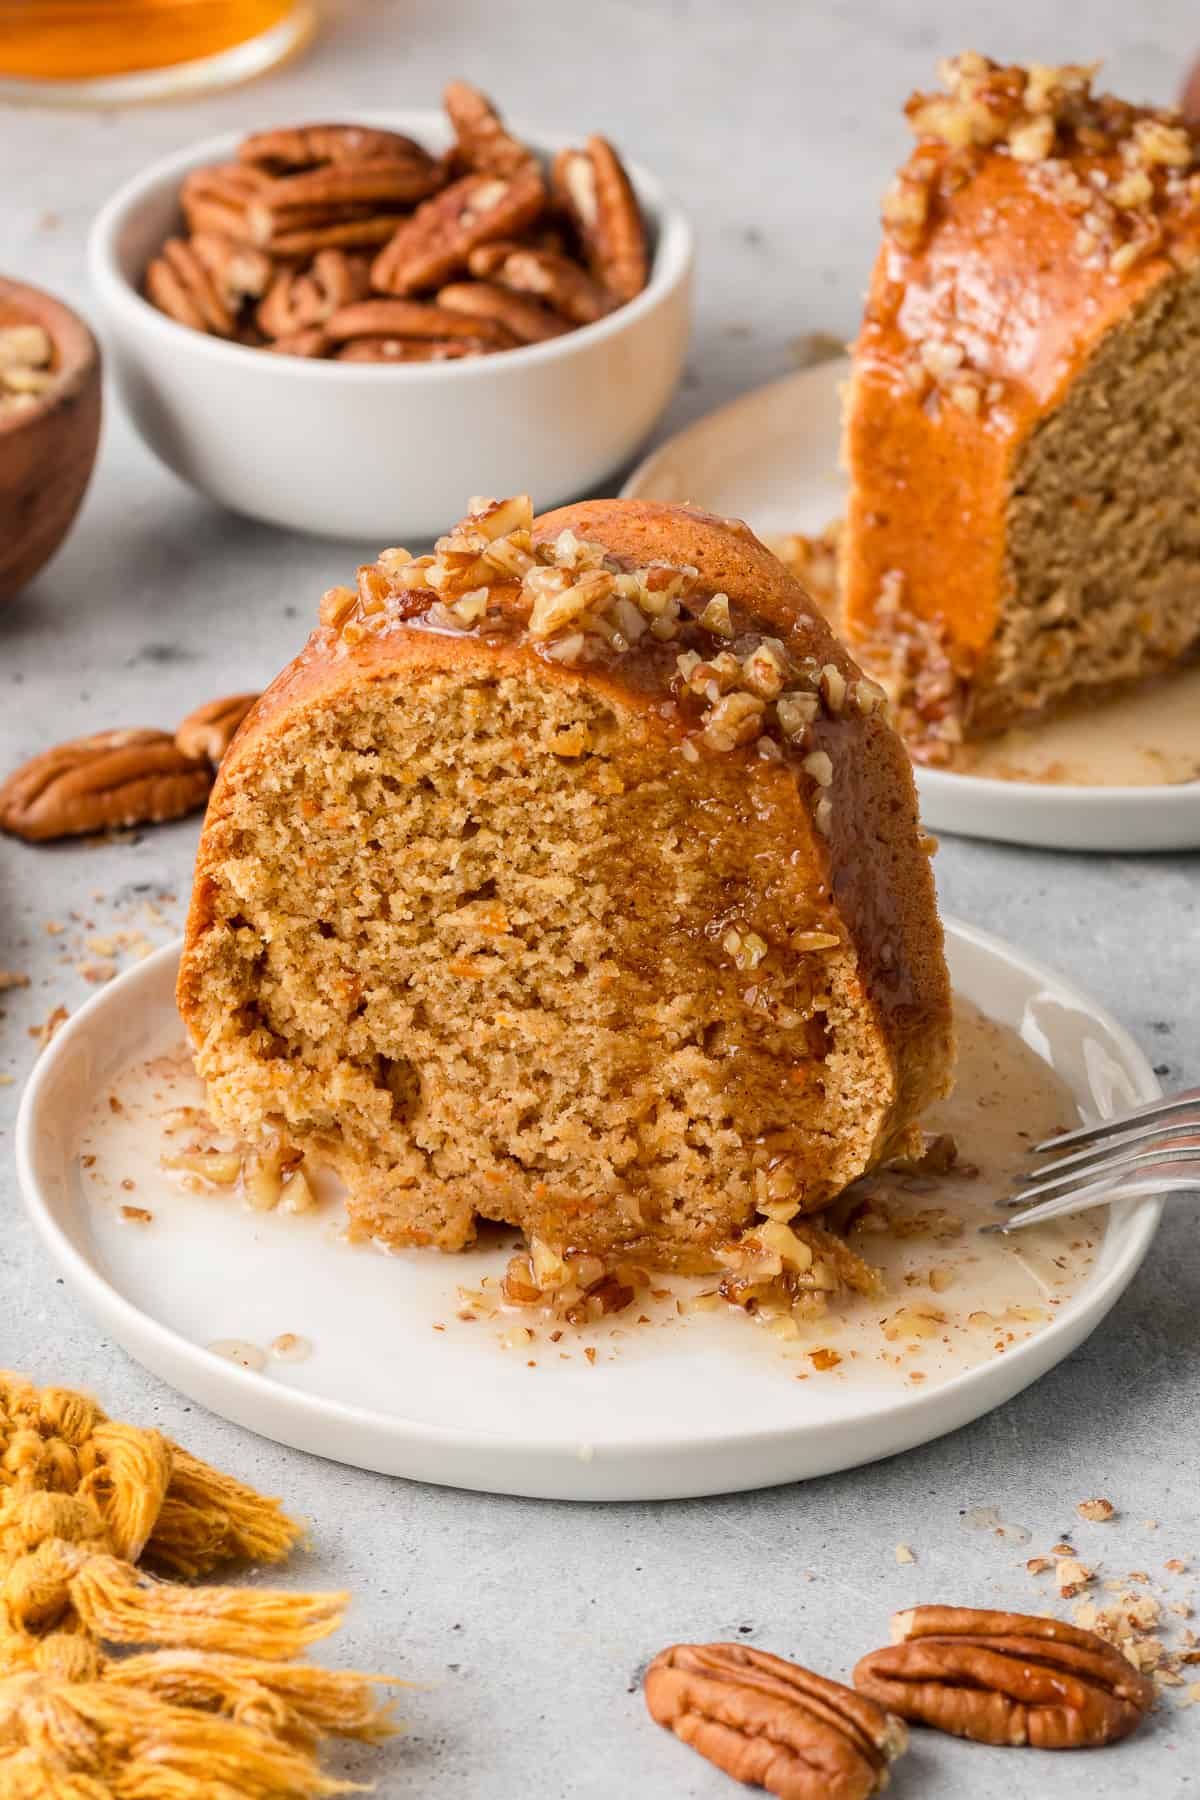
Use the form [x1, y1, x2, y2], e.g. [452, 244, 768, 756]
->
[2, 2, 1199, 1793]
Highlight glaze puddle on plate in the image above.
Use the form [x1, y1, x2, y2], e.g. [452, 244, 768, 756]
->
[76, 996, 1099, 1405]
[954, 664, 1200, 788]
[622, 358, 1200, 851]
[17, 925, 1161, 1499]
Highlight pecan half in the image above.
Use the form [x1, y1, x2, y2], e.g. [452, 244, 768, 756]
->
[436, 280, 569, 343]
[443, 80, 535, 178]
[646, 1643, 906, 1800]
[180, 163, 269, 239]
[175, 694, 260, 765]
[324, 298, 518, 349]
[257, 250, 371, 338]
[144, 238, 237, 337]
[257, 214, 401, 258]
[255, 153, 444, 219]
[0, 731, 212, 843]
[239, 123, 432, 171]
[853, 1606, 1155, 1749]
[333, 337, 488, 362]
[553, 136, 648, 302]
[371, 167, 545, 296]
[467, 242, 615, 325]
[188, 231, 274, 307]
[264, 327, 332, 359]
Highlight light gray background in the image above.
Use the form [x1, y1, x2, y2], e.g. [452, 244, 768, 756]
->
[2, 2, 1199, 1793]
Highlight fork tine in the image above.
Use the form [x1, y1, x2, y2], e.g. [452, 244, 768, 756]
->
[981, 1160, 1200, 1233]
[999, 1131, 1200, 1207]
[1024, 1117, 1200, 1183]
[1035, 1085, 1200, 1153]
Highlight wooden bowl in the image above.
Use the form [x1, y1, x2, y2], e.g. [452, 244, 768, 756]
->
[0, 276, 102, 602]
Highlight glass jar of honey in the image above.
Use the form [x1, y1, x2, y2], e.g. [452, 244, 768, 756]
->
[0, 0, 316, 102]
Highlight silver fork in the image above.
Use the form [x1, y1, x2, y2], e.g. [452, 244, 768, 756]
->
[983, 1085, 1200, 1233]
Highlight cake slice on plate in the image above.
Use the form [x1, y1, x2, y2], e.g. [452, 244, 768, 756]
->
[842, 54, 1200, 763]
[178, 498, 952, 1284]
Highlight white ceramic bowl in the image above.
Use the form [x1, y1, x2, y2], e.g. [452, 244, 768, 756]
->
[88, 113, 693, 541]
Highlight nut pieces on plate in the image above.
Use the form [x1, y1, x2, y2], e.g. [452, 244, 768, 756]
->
[0, 693, 259, 842]
[142, 82, 649, 364]
[853, 1605, 1155, 1750]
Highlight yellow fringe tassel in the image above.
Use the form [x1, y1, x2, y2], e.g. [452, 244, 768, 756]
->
[0, 1373, 398, 1799]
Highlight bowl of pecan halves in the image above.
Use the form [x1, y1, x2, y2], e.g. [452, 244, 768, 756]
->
[87, 82, 692, 541]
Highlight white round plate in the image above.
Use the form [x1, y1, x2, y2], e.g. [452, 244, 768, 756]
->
[623, 358, 1200, 852]
[18, 924, 1160, 1502]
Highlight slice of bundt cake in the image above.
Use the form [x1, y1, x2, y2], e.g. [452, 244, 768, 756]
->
[178, 497, 953, 1271]
[843, 54, 1200, 763]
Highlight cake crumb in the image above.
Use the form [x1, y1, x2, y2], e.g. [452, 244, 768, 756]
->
[1056, 1557, 1094, 1597]
[895, 1543, 916, 1565]
[119, 1205, 153, 1223]
[1076, 1497, 1116, 1523]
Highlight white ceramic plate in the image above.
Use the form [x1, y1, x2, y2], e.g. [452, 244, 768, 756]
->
[17, 924, 1160, 1501]
[623, 359, 1200, 853]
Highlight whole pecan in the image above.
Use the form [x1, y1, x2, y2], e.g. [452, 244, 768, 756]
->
[371, 166, 545, 296]
[255, 153, 444, 220]
[180, 162, 269, 240]
[436, 280, 569, 343]
[467, 241, 615, 325]
[552, 136, 648, 302]
[265, 327, 332, 359]
[333, 337, 487, 362]
[257, 250, 371, 338]
[175, 694, 260, 766]
[443, 80, 535, 178]
[144, 237, 238, 337]
[188, 231, 273, 308]
[645, 1643, 906, 1800]
[0, 730, 212, 843]
[853, 1606, 1155, 1749]
[323, 298, 518, 349]
[238, 122, 432, 171]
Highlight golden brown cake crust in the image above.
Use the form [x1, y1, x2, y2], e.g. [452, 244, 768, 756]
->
[179, 500, 953, 1264]
[842, 56, 1200, 752]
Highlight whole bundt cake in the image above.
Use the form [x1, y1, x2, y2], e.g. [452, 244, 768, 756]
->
[843, 54, 1200, 763]
[178, 496, 953, 1271]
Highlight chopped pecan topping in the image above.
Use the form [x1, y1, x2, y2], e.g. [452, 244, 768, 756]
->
[552, 136, 648, 302]
[888, 53, 1200, 274]
[645, 1642, 907, 1800]
[853, 1605, 1155, 1749]
[0, 730, 212, 843]
[175, 694, 260, 766]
